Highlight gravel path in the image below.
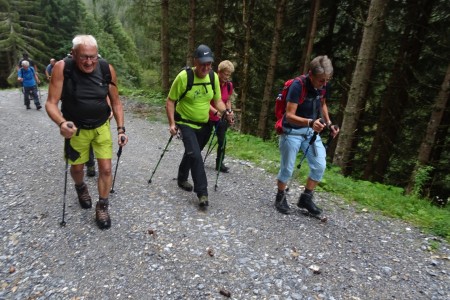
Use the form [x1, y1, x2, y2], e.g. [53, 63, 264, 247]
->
[0, 89, 449, 300]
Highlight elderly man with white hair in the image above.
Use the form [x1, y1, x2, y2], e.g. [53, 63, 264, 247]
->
[17, 60, 41, 110]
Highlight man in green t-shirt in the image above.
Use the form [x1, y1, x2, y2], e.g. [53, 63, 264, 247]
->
[166, 44, 233, 209]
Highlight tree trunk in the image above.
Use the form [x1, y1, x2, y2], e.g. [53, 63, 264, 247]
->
[333, 0, 389, 173]
[406, 63, 450, 194]
[160, 0, 170, 93]
[256, 0, 287, 139]
[300, 0, 320, 74]
[238, 0, 255, 133]
[214, 0, 226, 64]
[186, 0, 196, 66]
[365, 0, 435, 182]
[323, 0, 338, 56]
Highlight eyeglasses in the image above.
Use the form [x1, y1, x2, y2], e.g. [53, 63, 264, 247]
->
[79, 55, 99, 62]
[200, 62, 212, 68]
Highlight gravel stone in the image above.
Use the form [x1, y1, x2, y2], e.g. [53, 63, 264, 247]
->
[0, 89, 449, 299]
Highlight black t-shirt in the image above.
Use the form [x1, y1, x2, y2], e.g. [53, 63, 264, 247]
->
[61, 62, 110, 129]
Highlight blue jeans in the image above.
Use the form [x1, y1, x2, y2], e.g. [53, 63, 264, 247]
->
[23, 85, 40, 107]
[177, 123, 212, 197]
[277, 127, 326, 184]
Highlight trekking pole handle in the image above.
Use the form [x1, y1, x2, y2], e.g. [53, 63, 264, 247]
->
[117, 136, 126, 156]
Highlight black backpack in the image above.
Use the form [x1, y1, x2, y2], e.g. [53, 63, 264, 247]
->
[63, 57, 113, 88]
[177, 66, 216, 102]
[174, 67, 217, 126]
[61, 58, 113, 128]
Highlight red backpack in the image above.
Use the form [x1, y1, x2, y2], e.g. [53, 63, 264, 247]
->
[274, 75, 307, 134]
[274, 75, 327, 134]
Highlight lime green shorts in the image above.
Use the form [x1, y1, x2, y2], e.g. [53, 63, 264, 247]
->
[66, 121, 113, 165]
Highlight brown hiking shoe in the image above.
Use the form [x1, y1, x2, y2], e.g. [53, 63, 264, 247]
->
[96, 199, 111, 229]
[75, 183, 92, 209]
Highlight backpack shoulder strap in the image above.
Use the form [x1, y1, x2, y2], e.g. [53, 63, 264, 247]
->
[297, 75, 308, 105]
[209, 70, 216, 94]
[178, 67, 194, 102]
[98, 59, 114, 86]
[63, 57, 73, 80]
[226, 81, 232, 94]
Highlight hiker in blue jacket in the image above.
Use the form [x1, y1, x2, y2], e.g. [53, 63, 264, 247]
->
[17, 60, 41, 110]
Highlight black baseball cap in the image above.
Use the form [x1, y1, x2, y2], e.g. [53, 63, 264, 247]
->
[194, 44, 214, 63]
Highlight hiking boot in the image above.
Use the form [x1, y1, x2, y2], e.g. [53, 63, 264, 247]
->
[198, 195, 209, 208]
[26, 106, 31, 110]
[95, 198, 111, 229]
[178, 180, 193, 192]
[86, 166, 96, 177]
[36, 105, 42, 110]
[216, 164, 229, 173]
[75, 183, 92, 209]
[275, 191, 291, 214]
[297, 192, 322, 215]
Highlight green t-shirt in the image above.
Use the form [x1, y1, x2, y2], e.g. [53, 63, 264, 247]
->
[168, 68, 221, 128]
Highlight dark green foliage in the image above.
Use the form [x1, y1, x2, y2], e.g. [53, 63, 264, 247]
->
[0, 0, 449, 200]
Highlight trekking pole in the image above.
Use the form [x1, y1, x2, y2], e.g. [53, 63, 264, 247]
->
[37, 82, 42, 101]
[148, 135, 174, 184]
[296, 119, 326, 170]
[204, 122, 219, 163]
[110, 136, 126, 193]
[214, 134, 227, 191]
[205, 141, 218, 162]
[324, 125, 339, 150]
[296, 132, 318, 171]
[60, 123, 74, 227]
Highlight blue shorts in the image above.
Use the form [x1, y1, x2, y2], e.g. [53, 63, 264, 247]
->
[277, 127, 326, 184]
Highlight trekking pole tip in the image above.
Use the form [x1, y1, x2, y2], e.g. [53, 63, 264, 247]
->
[110, 189, 115, 193]
[60, 221, 66, 227]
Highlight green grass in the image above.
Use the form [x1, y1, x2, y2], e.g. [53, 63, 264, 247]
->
[121, 88, 450, 244]
[225, 130, 450, 243]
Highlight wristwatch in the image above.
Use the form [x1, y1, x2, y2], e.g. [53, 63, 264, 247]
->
[117, 126, 126, 134]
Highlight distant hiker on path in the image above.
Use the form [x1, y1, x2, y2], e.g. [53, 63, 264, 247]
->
[46, 34, 128, 229]
[275, 55, 339, 216]
[165, 44, 233, 209]
[17, 52, 38, 73]
[17, 60, 41, 110]
[45, 58, 56, 80]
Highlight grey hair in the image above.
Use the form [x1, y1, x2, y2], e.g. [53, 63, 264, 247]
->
[218, 60, 235, 73]
[72, 35, 98, 50]
[21, 60, 30, 67]
[309, 55, 333, 75]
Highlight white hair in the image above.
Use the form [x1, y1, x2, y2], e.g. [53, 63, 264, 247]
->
[72, 35, 98, 50]
[309, 55, 333, 75]
[21, 60, 30, 67]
